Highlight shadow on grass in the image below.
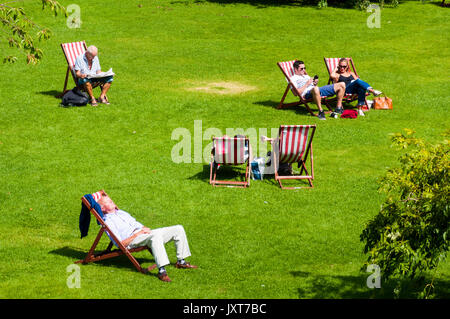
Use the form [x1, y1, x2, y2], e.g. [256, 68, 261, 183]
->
[253, 100, 315, 116]
[188, 161, 311, 188]
[38, 90, 61, 99]
[189, 164, 211, 184]
[171, 0, 303, 8]
[428, 1, 450, 7]
[50, 246, 155, 274]
[189, 163, 250, 184]
[291, 270, 450, 299]
[181, 0, 383, 9]
[253, 97, 357, 115]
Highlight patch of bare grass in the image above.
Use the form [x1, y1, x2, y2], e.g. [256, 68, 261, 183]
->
[186, 81, 257, 95]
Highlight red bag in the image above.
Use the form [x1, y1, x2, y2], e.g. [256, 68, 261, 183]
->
[340, 109, 358, 119]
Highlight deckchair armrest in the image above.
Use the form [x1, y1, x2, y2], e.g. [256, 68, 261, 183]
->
[261, 136, 275, 143]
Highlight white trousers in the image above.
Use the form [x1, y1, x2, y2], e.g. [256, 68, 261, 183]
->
[128, 225, 191, 268]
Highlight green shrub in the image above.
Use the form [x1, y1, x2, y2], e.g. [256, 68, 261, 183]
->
[360, 129, 449, 298]
[304, 0, 399, 9]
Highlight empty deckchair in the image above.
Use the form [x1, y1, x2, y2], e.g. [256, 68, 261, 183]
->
[323, 57, 369, 107]
[277, 60, 332, 116]
[76, 190, 156, 274]
[209, 136, 251, 188]
[265, 125, 316, 190]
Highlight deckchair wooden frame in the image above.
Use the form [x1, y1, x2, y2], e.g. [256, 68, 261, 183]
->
[75, 195, 155, 274]
[60, 41, 104, 97]
[209, 137, 250, 188]
[323, 57, 369, 108]
[277, 61, 333, 116]
[268, 125, 316, 190]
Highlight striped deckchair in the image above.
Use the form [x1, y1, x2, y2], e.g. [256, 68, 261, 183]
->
[267, 125, 316, 189]
[75, 190, 156, 274]
[60, 41, 87, 96]
[277, 60, 332, 116]
[209, 136, 251, 188]
[60, 41, 106, 98]
[323, 57, 369, 108]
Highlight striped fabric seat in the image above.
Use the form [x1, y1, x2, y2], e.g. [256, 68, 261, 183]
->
[91, 191, 103, 202]
[62, 41, 86, 70]
[278, 125, 311, 164]
[279, 60, 297, 81]
[210, 136, 250, 188]
[324, 57, 344, 75]
[59, 41, 87, 96]
[264, 125, 316, 189]
[213, 137, 248, 165]
[277, 60, 300, 99]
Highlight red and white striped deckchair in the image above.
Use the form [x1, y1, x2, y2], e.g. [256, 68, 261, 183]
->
[268, 125, 316, 189]
[209, 136, 251, 188]
[277, 60, 332, 116]
[60, 41, 87, 96]
[75, 190, 156, 274]
[323, 57, 369, 107]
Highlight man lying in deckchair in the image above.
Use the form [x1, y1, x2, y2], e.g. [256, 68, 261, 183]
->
[98, 194, 197, 282]
[74, 45, 113, 106]
[290, 60, 346, 120]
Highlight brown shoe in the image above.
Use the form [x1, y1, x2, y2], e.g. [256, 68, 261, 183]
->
[175, 261, 198, 269]
[158, 271, 172, 282]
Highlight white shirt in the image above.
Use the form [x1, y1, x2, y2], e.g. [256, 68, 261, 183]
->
[103, 209, 144, 244]
[73, 52, 101, 77]
[290, 74, 314, 97]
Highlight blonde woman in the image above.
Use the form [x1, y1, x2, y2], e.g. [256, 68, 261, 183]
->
[330, 58, 382, 116]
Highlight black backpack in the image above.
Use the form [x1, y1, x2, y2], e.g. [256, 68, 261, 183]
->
[61, 87, 89, 107]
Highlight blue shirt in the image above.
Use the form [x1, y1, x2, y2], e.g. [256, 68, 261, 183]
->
[103, 210, 144, 245]
[73, 52, 101, 77]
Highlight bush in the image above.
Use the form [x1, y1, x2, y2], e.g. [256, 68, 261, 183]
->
[360, 129, 449, 298]
[304, 0, 399, 9]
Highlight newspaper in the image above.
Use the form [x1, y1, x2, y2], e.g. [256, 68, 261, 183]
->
[87, 68, 115, 79]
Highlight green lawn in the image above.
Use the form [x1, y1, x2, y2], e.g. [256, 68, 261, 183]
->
[0, 0, 449, 299]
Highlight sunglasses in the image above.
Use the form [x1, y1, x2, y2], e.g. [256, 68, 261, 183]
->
[299, 67, 306, 70]
[339, 65, 348, 68]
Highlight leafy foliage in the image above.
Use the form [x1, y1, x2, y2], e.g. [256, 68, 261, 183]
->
[361, 129, 450, 296]
[0, 0, 65, 64]
[304, 0, 399, 9]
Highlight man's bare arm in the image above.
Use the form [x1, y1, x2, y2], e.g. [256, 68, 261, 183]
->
[75, 70, 86, 78]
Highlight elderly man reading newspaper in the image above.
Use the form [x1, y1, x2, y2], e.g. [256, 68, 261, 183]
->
[74, 45, 114, 106]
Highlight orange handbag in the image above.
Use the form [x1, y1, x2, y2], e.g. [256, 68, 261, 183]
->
[373, 94, 393, 110]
